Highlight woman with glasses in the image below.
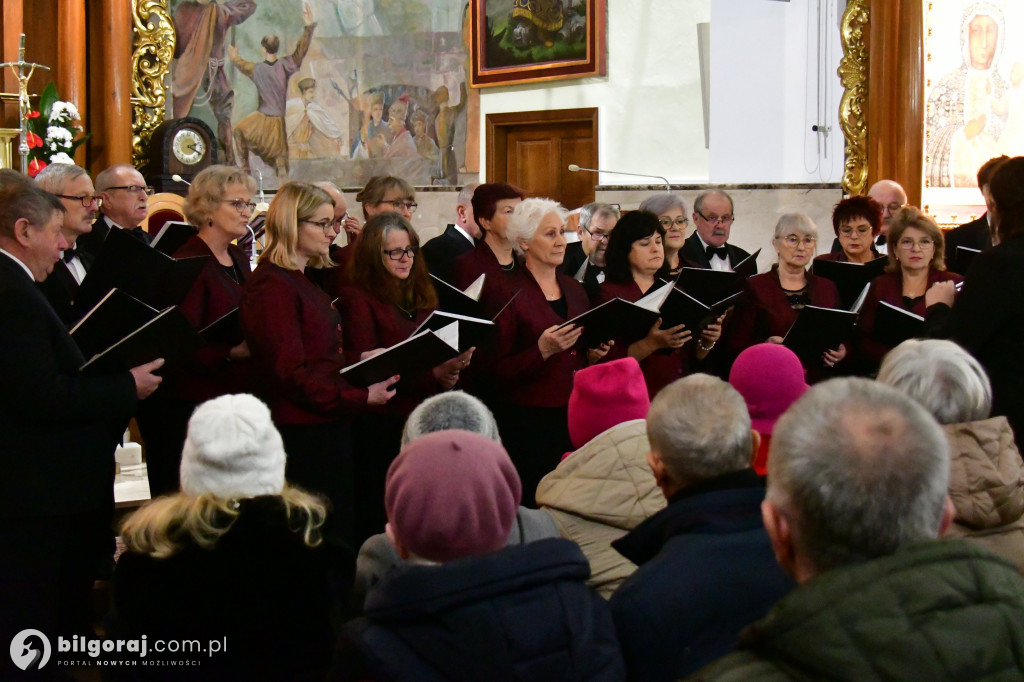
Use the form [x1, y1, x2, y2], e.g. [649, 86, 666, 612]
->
[335, 212, 473, 543]
[815, 195, 884, 264]
[139, 165, 258, 496]
[355, 175, 417, 222]
[639, 194, 690, 276]
[241, 181, 399, 548]
[858, 206, 962, 371]
[726, 213, 846, 377]
[596, 211, 722, 399]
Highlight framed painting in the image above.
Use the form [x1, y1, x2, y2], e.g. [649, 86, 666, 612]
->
[469, 0, 607, 88]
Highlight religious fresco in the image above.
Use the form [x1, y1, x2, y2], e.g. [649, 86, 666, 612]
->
[924, 0, 1024, 222]
[168, 0, 472, 189]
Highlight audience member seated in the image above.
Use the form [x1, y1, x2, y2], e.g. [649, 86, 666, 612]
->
[814, 194, 883, 264]
[536, 358, 664, 599]
[421, 182, 480, 283]
[112, 394, 334, 681]
[609, 374, 794, 681]
[333, 430, 625, 681]
[691, 378, 1024, 681]
[728, 343, 808, 475]
[879, 339, 1024, 574]
[352, 391, 560, 611]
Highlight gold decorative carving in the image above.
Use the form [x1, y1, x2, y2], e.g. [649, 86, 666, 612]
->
[131, 0, 175, 168]
[838, 0, 869, 197]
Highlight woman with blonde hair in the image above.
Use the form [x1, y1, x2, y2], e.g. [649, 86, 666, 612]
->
[241, 181, 398, 547]
[113, 394, 335, 680]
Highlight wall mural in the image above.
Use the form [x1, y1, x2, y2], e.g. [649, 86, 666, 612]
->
[168, 0, 472, 189]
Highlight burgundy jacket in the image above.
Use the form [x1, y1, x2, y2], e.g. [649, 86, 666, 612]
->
[487, 267, 590, 409]
[858, 268, 963, 368]
[451, 241, 521, 316]
[320, 243, 355, 300]
[596, 279, 697, 400]
[335, 284, 439, 416]
[241, 261, 368, 425]
[172, 235, 252, 403]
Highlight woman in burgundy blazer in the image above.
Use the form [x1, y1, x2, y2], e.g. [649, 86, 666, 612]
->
[858, 207, 963, 372]
[485, 198, 611, 505]
[138, 165, 256, 496]
[814, 195, 884, 264]
[596, 211, 722, 399]
[241, 182, 398, 548]
[451, 182, 525, 300]
[336, 212, 471, 542]
[726, 213, 846, 380]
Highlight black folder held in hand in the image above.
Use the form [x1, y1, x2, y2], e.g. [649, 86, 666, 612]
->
[79, 306, 203, 375]
[431, 273, 485, 318]
[782, 305, 858, 366]
[811, 256, 887, 310]
[871, 301, 925, 348]
[413, 311, 495, 353]
[70, 289, 158, 361]
[150, 221, 198, 256]
[199, 308, 244, 347]
[340, 321, 461, 387]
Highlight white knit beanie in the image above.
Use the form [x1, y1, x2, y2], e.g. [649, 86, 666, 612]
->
[179, 394, 286, 498]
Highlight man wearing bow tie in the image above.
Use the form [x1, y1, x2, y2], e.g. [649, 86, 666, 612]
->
[76, 164, 154, 269]
[34, 164, 103, 324]
[681, 189, 752, 271]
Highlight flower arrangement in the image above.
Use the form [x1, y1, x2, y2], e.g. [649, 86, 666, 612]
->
[24, 82, 89, 177]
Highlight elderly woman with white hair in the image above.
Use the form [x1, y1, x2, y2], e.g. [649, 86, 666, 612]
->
[484, 197, 611, 505]
[725, 212, 846, 377]
[878, 339, 1024, 573]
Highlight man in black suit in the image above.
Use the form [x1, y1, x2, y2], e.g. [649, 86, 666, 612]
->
[77, 163, 154, 266]
[944, 155, 1009, 274]
[561, 202, 619, 299]
[0, 183, 164, 664]
[34, 163, 103, 324]
[682, 189, 752, 270]
[422, 182, 479, 283]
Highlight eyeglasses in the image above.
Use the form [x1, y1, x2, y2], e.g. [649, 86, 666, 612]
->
[658, 216, 689, 229]
[780, 235, 817, 247]
[56, 194, 103, 208]
[897, 237, 934, 250]
[105, 185, 154, 196]
[222, 199, 257, 214]
[838, 226, 872, 237]
[379, 199, 418, 212]
[695, 209, 734, 225]
[331, 213, 349, 228]
[881, 202, 904, 214]
[581, 225, 610, 242]
[383, 246, 419, 260]
[302, 219, 334, 233]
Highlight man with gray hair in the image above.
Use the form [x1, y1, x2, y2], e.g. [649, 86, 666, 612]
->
[609, 374, 793, 682]
[34, 163, 102, 322]
[422, 182, 480, 283]
[692, 378, 1024, 681]
[561, 202, 619, 296]
[682, 189, 752, 271]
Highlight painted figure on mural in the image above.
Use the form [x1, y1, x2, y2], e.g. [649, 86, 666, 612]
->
[172, 0, 258, 165]
[411, 109, 440, 164]
[927, 2, 1024, 187]
[229, 2, 317, 177]
[432, 82, 466, 185]
[384, 96, 418, 159]
[288, 78, 345, 159]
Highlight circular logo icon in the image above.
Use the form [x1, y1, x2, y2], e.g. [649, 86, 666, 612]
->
[10, 629, 51, 671]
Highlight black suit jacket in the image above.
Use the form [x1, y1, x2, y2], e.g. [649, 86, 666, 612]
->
[77, 215, 152, 270]
[0, 253, 137, 517]
[944, 215, 991, 275]
[680, 232, 752, 270]
[422, 224, 476, 284]
[37, 259, 82, 325]
[560, 241, 587, 278]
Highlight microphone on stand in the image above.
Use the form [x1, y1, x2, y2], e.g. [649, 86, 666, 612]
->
[171, 174, 191, 186]
[568, 164, 672, 192]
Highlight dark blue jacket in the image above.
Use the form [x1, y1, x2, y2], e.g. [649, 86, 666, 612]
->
[609, 469, 794, 682]
[333, 537, 625, 682]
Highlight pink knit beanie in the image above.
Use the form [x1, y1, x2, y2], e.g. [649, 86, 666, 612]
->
[729, 343, 809, 435]
[568, 357, 650, 448]
[385, 430, 522, 563]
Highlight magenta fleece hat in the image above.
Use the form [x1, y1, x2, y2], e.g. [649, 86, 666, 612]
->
[568, 357, 650, 448]
[729, 343, 809, 435]
[385, 430, 522, 563]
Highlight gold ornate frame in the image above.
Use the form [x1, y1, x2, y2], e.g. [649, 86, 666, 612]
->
[131, 0, 175, 168]
[838, 0, 869, 197]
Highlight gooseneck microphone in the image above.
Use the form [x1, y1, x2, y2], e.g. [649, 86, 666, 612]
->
[171, 174, 191, 186]
[567, 164, 672, 192]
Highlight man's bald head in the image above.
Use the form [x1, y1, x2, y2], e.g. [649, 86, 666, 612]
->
[867, 180, 908, 234]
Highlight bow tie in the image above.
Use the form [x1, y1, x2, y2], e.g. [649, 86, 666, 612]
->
[61, 249, 77, 263]
[876, 235, 886, 247]
[706, 245, 729, 260]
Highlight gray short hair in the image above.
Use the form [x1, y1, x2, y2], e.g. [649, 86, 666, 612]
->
[694, 189, 734, 214]
[95, 163, 142, 192]
[34, 163, 88, 194]
[638, 193, 687, 217]
[457, 182, 479, 207]
[402, 391, 501, 446]
[773, 213, 817, 240]
[768, 378, 950, 573]
[507, 197, 566, 257]
[647, 374, 753, 484]
[579, 202, 621, 230]
[877, 339, 992, 425]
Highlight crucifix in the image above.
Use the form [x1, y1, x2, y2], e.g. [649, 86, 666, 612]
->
[0, 34, 50, 173]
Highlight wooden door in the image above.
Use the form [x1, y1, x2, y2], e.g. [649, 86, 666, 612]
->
[486, 108, 598, 210]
